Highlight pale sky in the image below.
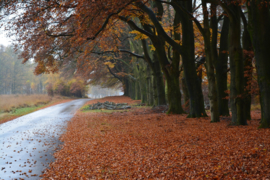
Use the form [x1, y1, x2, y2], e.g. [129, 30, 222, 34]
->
[0, 29, 12, 47]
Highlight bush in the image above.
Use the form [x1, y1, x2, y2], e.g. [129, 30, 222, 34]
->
[69, 79, 85, 98]
[54, 80, 68, 96]
[45, 77, 86, 98]
[46, 83, 54, 96]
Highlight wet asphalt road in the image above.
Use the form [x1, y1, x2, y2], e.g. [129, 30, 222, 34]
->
[0, 99, 90, 180]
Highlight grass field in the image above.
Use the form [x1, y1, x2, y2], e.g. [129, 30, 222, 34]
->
[0, 94, 73, 124]
[0, 94, 52, 113]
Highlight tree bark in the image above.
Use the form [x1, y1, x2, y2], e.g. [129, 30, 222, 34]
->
[242, 9, 253, 120]
[177, 1, 207, 117]
[202, 1, 219, 122]
[154, 38, 184, 114]
[216, 15, 230, 116]
[153, 52, 167, 105]
[249, 1, 270, 127]
[181, 76, 189, 111]
[227, 4, 246, 125]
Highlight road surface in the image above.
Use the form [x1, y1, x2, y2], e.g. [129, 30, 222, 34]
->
[0, 99, 90, 179]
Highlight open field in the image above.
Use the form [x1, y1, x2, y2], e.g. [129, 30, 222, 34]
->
[0, 94, 74, 124]
[42, 96, 269, 179]
[0, 94, 51, 112]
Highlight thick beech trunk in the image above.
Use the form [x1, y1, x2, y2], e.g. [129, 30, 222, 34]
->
[202, 2, 219, 122]
[155, 41, 184, 114]
[249, 2, 270, 127]
[181, 76, 189, 111]
[146, 65, 154, 105]
[242, 12, 253, 120]
[153, 53, 167, 105]
[178, 1, 206, 117]
[228, 5, 246, 125]
[166, 71, 184, 114]
[141, 39, 166, 106]
[216, 16, 230, 116]
[135, 80, 141, 100]
[123, 78, 130, 97]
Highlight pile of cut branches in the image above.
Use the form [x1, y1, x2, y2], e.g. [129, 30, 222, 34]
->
[87, 101, 131, 110]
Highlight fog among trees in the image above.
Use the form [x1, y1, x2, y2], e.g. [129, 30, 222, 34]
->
[0, 45, 47, 94]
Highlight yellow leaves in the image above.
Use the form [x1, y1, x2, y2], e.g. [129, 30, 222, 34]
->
[163, 26, 173, 33]
[174, 40, 182, 46]
[104, 61, 115, 68]
[129, 30, 148, 40]
[149, 44, 156, 51]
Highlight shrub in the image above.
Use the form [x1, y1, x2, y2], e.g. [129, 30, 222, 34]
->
[54, 80, 68, 96]
[69, 79, 85, 98]
[46, 83, 54, 96]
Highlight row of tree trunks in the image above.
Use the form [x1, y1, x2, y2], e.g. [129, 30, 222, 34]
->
[123, 0, 268, 126]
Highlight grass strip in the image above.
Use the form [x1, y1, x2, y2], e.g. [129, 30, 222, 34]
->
[0, 98, 73, 124]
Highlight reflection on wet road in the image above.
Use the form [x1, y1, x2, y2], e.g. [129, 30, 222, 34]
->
[0, 99, 90, 179]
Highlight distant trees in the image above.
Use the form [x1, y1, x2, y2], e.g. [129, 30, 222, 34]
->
[0, 45, 47, 94]
[0, 45, 87, 97]
[45, 74, 87, 98]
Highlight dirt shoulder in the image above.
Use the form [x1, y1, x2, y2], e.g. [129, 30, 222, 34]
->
[42, 96, 269, 179]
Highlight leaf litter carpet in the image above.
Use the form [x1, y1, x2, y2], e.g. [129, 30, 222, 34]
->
[42, 96, 270, 179]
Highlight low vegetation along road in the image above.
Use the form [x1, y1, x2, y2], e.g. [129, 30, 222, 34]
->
[0, 99, 90, 179]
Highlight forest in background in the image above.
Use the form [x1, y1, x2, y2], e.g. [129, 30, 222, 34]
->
[0, 45, 93, 98]
[0, 45, 46, 94]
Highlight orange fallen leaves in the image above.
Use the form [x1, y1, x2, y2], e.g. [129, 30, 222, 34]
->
[85, 96, 141, 106]
[42, 96, 270, 179]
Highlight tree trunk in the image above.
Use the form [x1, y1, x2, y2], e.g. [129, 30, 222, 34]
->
[178, 1, 207, 117]
[154, 38, 184, 114]
[153, 52, 167, 105]
[181, 76, 189, 111]
[202, 1, 219, 122]
[123, 78, 130, 97]
[228, 4, 246, 125]
[249, 2, 270, 127]
[242, 10, 253, 120]
[146, 64, 153, 105]
[216, 16, 230, 116]
[166, 71, 184, 114]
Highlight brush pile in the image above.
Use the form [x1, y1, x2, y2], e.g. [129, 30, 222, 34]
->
[88, 101, 131, 110]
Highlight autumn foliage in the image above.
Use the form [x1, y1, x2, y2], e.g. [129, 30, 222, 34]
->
[46, 76, 87, 98]
[41, 96, 270, 179]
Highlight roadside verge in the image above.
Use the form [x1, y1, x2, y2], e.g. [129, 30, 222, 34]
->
[0, 96, 75, 125]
